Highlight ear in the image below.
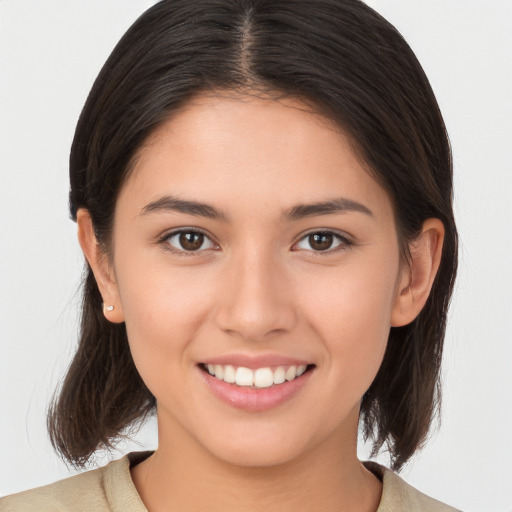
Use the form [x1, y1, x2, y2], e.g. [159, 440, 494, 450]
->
[391, 218, 444, 327]
[76, 209, 125, 323]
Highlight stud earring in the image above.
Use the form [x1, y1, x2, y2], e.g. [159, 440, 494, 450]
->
[103, 304, 115, 312]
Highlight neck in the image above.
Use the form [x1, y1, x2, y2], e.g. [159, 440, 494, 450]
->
[131, 411, 381, 512]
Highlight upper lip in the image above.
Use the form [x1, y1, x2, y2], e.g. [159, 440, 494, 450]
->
[200, 353, 313, 370]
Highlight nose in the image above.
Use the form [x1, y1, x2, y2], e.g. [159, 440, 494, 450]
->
[214, 246, 297, 341]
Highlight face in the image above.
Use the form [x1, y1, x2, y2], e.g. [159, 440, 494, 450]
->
[108, 94, 405, 467]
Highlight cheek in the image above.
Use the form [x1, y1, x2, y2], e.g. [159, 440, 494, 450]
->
[114, 257, 217, 377]
[297, 256, 399, 388]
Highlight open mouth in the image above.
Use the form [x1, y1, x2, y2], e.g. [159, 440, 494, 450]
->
[199, 363, 315, 389]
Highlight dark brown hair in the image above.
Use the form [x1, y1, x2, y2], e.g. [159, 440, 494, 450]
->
[48, 0, 457, 471]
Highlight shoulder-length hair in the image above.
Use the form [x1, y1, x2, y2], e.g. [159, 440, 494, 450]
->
[49, 0, 457, 471]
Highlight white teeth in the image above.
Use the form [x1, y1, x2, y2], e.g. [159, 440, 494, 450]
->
[205, 363, 310, 387]
[285, 366, 297, 381]
[223, 365, 236, 383]
[273, 366, 286, 385]
[254, 368, 274, 388]
[235, 367, 254, 386]
[214, 365, 224, 380]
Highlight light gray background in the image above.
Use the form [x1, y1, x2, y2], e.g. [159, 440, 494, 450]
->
[1, 1, 511, 511]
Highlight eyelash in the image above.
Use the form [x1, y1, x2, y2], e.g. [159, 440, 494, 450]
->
[159, 228, 218, 257]
[293, 229, 353, 255]
[158, 228, 353, 257]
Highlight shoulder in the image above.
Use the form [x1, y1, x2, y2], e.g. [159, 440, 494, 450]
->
[0, 464, 109, 512]
[366, 462, 462, 512]
[0, 452, 149, 512]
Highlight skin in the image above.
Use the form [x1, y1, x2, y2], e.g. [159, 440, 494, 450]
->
[78, 94, 444, 512]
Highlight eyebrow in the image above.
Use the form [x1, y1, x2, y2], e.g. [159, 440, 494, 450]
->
[140, 196, 227, 220]
[284, 198, 373, 220]
[140, 195, 372, 221]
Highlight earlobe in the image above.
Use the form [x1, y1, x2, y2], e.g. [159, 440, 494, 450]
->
[391, 218, 444, 327]
[76, 209, 125, 323]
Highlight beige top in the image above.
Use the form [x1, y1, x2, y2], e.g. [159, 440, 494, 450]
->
[0, 452, 460, 512]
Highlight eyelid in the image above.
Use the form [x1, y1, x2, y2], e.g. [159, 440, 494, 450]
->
[158, 227, 219, 256]
[291, 229, 353, 254]
[157, 227, 353, 256]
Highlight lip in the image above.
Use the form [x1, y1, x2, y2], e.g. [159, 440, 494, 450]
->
[201, 353, 312, 370]
[198, 363, 314, 412]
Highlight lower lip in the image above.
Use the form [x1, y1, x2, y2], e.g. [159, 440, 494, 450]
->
[199, 367, 313, 412]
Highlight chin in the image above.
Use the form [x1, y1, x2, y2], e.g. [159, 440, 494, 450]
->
[193, 414, 339, 470]
[208, 437, 308, 469]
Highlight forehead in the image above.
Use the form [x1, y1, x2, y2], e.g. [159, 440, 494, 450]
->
[120, 93, 393, 222]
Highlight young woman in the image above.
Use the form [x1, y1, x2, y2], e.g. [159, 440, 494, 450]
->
[1, 1, 460, 510]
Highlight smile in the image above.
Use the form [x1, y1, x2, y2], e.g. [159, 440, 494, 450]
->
[201, 363, 310, 388]
[199, 361, 315, 412]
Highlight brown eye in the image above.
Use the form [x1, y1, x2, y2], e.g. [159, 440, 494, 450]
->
[295, 231, 348, 253]
[308, 233, 334, 251]
[166, 230, 215, 252]
[180, 232, 204, 250]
